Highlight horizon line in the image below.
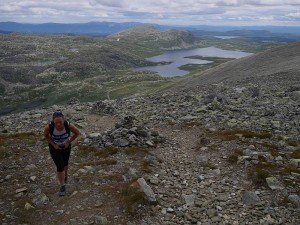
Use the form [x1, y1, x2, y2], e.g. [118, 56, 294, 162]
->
[1, 21, 300, 27]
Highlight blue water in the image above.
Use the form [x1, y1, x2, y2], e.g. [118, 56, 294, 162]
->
[133, 47, 252, 77]
[215, 36, 239, 39]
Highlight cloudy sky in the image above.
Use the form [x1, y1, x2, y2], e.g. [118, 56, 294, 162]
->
[1, 0, 300, 26]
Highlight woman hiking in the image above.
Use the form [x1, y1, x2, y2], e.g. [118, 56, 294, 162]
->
[44, 111, 80, 196]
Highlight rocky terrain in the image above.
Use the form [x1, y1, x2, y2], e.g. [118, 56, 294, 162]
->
[1, 65, 299, 224]
[1, 35, 300, 225]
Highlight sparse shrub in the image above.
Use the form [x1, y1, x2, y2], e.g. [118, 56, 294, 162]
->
[120, 183, 145, 214]
[102, 174, 124, 182]
[228, 149, 243, 163]
[0, 147, 11, 159]
[258, 155, 267, 162]
[286, 140, 298, 147]
[290, 149, 300, 158]
[280, 166, 300, 175]
[256, 170, 270, 181]
[248, 162, 277, 186]
[141, 160, 152, 173]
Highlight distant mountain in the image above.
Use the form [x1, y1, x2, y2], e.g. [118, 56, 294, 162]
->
[0, 21, 156, 36]
[109, 26, 195, 49]
[183, 25, 300, 35]
[0, 21, 299, 36]
[191, 29, 300, 43]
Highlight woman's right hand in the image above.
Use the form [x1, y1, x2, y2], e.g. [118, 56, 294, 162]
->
[53, 143, 61, 150]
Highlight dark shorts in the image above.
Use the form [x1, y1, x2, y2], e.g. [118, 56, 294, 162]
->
[49, 144, 71, 172]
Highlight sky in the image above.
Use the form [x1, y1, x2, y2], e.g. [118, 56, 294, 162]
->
[1, 0, 300, 26]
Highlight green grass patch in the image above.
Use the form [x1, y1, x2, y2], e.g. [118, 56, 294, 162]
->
[0, 132, 41, 158]
[209, 129, 272, 141]
[125, 146, 149, 156]
[78, 145, 98, 155]
[95, 146, 119, 158]
[96, 159, 117, 165]
[179, 56, 233, 74]
[79, 159, 117, 167]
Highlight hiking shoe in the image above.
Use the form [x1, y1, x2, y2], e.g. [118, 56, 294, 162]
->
[59, 185, 66, 196]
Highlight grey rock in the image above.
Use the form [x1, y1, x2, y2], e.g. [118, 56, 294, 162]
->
[113, 138, 129, 147]
[198, 175, 205, 181]
[197, 156, 209, 165]
[182, 194, 195, 207]
[137, 178, 157, 204]
[242, 191, 261, 206]
[25, 164, 37, 171]
[89, 133, 101, 138]
[4, 175, 12, 181]
[146, 140, 155, 147]
[167, 207, 174, 213]
[266, 177, 284, 190]
[288, 195, 300, 208]
[95, 215, 108, 225]
[137, 129, 149, 138]
[290, 159, 300, 167]
[211, 216, 221, 223]
[206, 208, 217, 218]
[32, 193, 49, 206]
[149, 176, 159, 185]
[123, 168, 138, 181]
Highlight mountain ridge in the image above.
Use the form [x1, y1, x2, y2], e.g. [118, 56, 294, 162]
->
[1, 21, 300, 35]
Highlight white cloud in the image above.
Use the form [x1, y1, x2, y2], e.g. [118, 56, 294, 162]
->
[287, 12, 300, 17]
[0, 0, 299, 26]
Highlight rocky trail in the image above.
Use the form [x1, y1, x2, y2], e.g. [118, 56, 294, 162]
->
[1, 70, 300, 224]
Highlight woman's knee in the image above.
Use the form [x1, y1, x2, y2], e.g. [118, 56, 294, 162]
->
[57, 165, 64, 172]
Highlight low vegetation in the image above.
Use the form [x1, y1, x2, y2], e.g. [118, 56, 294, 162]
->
[208, 129, 272, 142]
[120, 182, 146, 214]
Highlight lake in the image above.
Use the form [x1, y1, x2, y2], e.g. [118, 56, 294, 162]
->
[133, 47, 252, 77]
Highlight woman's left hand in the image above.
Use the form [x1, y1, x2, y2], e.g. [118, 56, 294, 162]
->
[64, 141, 70, 149]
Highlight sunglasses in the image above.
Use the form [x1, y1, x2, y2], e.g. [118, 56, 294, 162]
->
[52, 111, 64, 117]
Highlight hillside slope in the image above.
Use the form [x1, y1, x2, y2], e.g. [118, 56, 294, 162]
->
[178, 41, 300, 87]
[0, 27, 196, 114]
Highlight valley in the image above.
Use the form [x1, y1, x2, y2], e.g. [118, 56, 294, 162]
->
[0, 26, 286, 114]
